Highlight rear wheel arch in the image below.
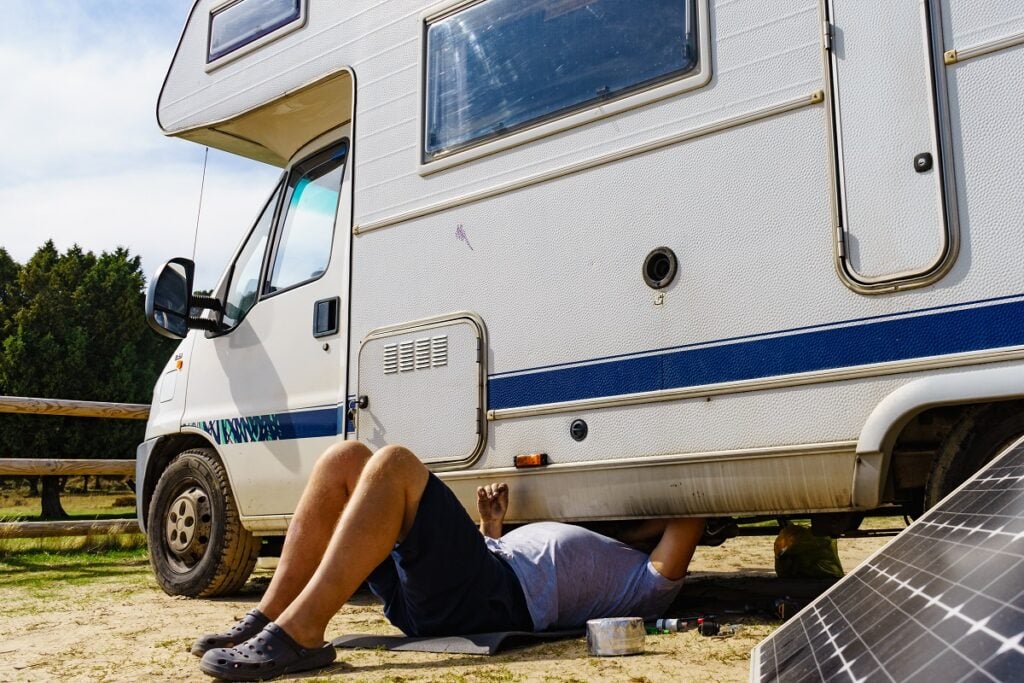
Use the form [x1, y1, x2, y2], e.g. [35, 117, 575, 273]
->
[855, 366, 1024, 508]
[924, 401, 1024, 507]
[877, 398, 1024, 511]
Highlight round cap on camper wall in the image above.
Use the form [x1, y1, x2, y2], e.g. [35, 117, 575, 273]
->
[586, 617, 646, 656]
[570, 419, 588, 441]
[642, 247, 678, 289]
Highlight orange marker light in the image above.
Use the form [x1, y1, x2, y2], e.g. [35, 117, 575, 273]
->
[175, 359, 184, 370]
[514, 453, 548, 469]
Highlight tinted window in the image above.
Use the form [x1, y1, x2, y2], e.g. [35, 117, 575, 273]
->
[208, 0, 301, 62]
[267, 143, 347, 293]
[425, 0, 697, 160]
[222, 186, 280, 328]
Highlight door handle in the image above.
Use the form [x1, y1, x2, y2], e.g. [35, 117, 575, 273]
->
[312, 297, 340, 338]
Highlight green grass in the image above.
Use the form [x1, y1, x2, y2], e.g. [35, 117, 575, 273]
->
[0, 490, 143, 555]
[0, 532, 147, 557]
[0, 546, 149, 591]
[0, 491, 136, 521]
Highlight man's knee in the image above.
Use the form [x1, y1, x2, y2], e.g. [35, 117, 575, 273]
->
[362, 446, 430, 538]
[311, 441, 373, 488]
[364, 445, 427, 482]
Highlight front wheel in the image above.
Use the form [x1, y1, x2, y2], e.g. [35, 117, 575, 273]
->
[147, 448, 259, 597]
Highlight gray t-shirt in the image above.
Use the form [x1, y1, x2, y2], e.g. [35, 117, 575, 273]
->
[485, 522, 683, 631]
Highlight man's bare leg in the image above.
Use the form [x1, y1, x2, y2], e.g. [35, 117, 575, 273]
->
[256, 441, 374, 620]
[649, 518, 705, 580]
[273, 445, 429, 647]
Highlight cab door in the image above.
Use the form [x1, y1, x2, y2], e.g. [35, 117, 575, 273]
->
[827, 0, 956, 289]
[182, 135, 352, 518]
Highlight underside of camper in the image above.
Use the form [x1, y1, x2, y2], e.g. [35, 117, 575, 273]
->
[138, 0, 1024, 596]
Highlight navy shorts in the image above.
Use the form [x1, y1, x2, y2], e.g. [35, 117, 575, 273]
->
[366, 473, 534, 636]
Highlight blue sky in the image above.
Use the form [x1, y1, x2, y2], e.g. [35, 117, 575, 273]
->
[0, 1, 280, 288]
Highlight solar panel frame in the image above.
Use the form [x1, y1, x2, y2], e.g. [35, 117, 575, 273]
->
[751, 434, 1024, 682]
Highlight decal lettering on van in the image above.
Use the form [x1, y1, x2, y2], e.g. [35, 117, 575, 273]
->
[185, 407, 341, 445]
[201, 415, 282, 444]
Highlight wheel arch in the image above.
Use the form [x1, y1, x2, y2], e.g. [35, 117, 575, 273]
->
[852, 364, 1024, 508]
[137, 432, 221, 534]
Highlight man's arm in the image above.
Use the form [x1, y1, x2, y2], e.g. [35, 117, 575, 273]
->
[649, 518, 705, 580]
[476, 482, 508, 539]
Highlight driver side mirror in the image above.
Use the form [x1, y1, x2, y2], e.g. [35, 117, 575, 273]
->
[145, 258, 222, 339]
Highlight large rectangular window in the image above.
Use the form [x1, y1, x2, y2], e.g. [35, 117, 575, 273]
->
[208, 0, 302, 63]
[424, 0, 698, 161]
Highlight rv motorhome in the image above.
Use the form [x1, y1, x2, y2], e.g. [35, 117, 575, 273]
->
[141, 0, 1024, 597]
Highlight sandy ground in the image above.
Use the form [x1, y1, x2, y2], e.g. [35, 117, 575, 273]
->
[0, 532, 893, 683]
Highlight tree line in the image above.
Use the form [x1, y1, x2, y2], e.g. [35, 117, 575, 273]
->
[0, 242, 177, 518]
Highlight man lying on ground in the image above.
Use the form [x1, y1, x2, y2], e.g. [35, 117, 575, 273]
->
[193, 441, 705, 681]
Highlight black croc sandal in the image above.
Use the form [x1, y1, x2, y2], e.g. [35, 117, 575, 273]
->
[191, 609, 270, 657]
[199, 623, 336, 681]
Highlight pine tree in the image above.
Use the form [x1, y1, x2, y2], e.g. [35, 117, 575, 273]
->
[0, 243, 176, 519]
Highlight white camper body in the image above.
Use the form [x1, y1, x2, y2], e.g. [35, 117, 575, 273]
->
[140, 0, 1024, 595]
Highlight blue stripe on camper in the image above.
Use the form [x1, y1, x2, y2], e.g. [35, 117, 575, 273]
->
[185, 295, 1024, 441]
[186, 406, 340, 445]
[487, 297, 1024, 411]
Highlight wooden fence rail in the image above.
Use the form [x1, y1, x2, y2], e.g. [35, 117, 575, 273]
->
[0, 459, 135, 477]
[0, 395, 150, 420]
[0, 519, 139, 539]
[0, 396, 147, 540]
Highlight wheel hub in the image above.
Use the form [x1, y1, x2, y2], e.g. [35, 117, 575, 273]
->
[164, 486, 211, 562]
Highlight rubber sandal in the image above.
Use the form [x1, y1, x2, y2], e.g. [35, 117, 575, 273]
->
[199, 623, 336, 681]
[191, 609, 270, 657]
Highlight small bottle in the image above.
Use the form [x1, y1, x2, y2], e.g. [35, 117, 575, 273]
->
[645, 618, 692, 633]
[655, 618, 684, 632]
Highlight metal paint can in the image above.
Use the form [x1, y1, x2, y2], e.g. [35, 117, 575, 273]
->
[586, 617, 646, 656]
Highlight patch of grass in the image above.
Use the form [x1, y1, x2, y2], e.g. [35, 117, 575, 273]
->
[0, 491, 143, 560]
[0, 532, 146, 557]
[0, 545, 149, 591]
[0, 492, 136, 520]
[475, 667, 522, 682]
[153, 637, 183, 650]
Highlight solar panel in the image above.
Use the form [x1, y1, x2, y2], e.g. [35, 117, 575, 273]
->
[750, 436, 1024, 682]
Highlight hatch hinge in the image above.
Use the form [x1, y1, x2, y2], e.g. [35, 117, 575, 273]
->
[823, 20, 834, 51]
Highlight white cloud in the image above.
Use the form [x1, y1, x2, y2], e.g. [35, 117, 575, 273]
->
[0, 161, 279, 290]
[0, 44, 170, 180]
[0, 3, 183, 180]
[0, 2, 281, 288]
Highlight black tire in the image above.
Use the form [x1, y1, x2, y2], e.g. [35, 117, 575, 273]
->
[925, 403, 1024, 509]
[147, 448, 259, 597]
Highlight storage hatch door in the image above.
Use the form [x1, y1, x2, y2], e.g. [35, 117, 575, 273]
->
[356, 315, 485, 466]
[828, 0, 954, 287]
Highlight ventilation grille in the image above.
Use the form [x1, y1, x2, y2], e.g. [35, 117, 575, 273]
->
[415, 338, 431, 370]
[383, 344, 399, 374]
[431, 336, 448, 367]
[383, 335, 449, 375]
